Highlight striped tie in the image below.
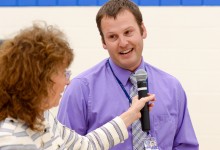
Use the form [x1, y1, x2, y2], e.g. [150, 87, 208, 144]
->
[130, 73, 146, 150]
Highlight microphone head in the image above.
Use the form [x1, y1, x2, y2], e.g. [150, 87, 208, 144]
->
[135, 69, 147, 81]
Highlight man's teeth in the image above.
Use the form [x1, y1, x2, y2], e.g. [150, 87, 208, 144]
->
[121, 49, 132, 54]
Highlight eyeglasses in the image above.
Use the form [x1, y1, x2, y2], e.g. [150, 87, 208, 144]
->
[65, 70, 71, 80]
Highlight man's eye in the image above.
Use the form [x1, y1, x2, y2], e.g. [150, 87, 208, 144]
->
[108, 35, 117, 41]
[109, 35, 115, 39]
[125, 30, 132, 36]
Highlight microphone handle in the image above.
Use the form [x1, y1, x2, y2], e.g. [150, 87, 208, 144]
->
[137, 81, 150, 132]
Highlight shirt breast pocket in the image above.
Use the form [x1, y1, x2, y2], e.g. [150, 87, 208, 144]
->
[152, 114, 176, 149]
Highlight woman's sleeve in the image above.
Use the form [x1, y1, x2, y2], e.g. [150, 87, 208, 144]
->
[57, 116, 128, 150]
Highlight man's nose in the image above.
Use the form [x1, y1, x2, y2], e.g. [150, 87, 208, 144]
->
[119, 36, 128, 47]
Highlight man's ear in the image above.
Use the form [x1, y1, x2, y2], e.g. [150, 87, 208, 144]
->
[141, 23, 147, 39]
[102, 43, 107, 49]
[102, 38, 107, 49]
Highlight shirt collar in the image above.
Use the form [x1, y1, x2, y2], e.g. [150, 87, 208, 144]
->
[108, 57, 145, 86]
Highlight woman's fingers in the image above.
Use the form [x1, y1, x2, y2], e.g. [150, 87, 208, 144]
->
[137, 94, 156, 111]
[140, 93, 156, 103]
[148, 103, 154, 111]
[131, 94, 156, 112]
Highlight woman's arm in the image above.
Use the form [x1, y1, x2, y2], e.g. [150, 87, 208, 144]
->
[47, 94, 155, 150]
[57, 116, 127, 150]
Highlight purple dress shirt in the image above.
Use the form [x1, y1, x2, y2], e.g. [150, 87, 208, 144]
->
[57, 58, 199, 150]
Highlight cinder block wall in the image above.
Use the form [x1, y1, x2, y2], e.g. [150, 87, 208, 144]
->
[0, 6, 219, 150]
[0, 0, 220, 6]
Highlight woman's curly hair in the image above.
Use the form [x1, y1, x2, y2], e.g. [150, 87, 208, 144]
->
[0, 22, 74, 131]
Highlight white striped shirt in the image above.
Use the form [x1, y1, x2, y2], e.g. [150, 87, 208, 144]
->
[0, 111, 128, 150]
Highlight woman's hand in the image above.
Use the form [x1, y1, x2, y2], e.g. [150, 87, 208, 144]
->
[120, 94, 156, 127]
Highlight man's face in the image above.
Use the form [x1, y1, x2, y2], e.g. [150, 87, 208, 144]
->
[101, 10, 147, 72]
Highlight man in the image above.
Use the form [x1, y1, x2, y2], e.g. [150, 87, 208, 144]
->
[58, 0, 199, 149]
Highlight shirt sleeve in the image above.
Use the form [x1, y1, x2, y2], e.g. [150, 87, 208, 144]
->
[51, 114, 128, 150]
[173, 82, 199, 150]
[0, 118, 38, 150]
[57, 78, 89, 135]
[62, 116, 128, 150]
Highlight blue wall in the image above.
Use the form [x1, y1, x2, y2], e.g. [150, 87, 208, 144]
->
[0, 0, 220, 6]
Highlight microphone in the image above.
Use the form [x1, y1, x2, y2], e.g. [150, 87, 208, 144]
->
[135, 69, 150, 132]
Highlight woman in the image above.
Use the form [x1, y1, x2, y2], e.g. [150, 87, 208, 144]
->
[0, 23, 155, 150]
